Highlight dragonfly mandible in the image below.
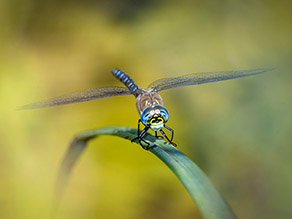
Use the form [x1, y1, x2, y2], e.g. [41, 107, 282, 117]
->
[20, 68, 270, 149]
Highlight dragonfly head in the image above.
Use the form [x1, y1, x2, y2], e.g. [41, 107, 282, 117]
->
[140, 105, 169, 131]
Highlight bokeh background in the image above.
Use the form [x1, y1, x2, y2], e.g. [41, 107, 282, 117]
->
[1, 0, 291, 218]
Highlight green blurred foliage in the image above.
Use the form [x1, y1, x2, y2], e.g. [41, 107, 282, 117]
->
[1, 0, 291, 218]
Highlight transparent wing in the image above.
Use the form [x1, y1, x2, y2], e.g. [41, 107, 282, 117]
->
[148, 69, 272, 91]
[19, 86, 131, 109]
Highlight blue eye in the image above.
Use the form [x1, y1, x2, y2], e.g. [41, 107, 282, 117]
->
[141, 109, 151, 125]
[160, 108, 169, 122]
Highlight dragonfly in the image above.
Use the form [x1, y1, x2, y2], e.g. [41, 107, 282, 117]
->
[21, 68, 270, 149]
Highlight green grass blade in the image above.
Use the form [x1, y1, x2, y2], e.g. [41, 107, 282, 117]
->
[55, 126, 236, 219]
[150, 143, 236, 219]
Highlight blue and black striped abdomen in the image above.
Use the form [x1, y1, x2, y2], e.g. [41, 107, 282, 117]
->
[112, 69, 141, 96]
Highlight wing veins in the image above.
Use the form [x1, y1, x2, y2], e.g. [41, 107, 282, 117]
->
[19, 86, 131, 109]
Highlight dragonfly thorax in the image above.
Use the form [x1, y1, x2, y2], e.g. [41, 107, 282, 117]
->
[135, 89, 164, 114]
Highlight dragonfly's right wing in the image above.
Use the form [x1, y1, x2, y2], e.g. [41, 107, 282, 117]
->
[148, 69, 273, 91]
[19, 86, 131, 109]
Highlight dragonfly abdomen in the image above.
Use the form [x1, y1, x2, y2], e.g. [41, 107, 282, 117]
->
[112, 69, 141, 95]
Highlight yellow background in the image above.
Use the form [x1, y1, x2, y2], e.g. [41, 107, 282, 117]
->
[1, 0, 291, 218]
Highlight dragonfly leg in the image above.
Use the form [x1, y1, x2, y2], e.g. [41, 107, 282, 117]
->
[160, 129, 177, 147]
[137, 126, 150, 149]
[164, 125, 174, 142]
[132, 119, 150, 149]
[132, 119, 141, 143]
[137, 119, 141, 138]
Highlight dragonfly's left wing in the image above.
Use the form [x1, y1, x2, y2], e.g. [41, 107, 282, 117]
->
[19, 86, 131, 109]
[148, 69, 272, 91]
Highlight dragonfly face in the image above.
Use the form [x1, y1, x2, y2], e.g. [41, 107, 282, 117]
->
[140, 105, 169, 131]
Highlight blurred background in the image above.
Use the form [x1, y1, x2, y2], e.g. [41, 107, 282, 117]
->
[1, 0, 291, 218]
